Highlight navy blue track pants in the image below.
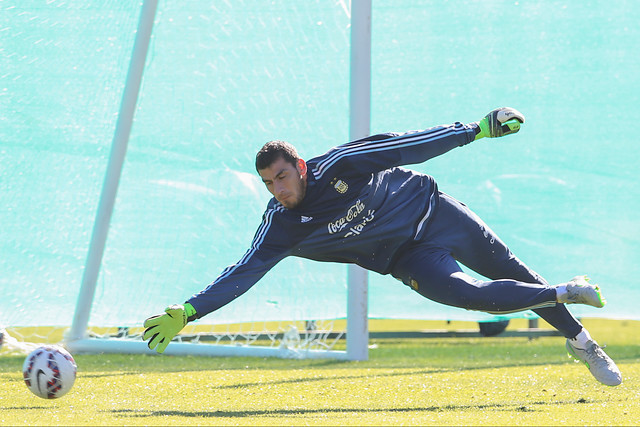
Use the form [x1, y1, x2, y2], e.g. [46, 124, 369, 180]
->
[390, 192, 582, 338]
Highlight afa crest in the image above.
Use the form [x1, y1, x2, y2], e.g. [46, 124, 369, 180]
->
[331, 178, 349, 194]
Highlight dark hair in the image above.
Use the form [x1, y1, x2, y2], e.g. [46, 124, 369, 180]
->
[255, 140, 300, 171]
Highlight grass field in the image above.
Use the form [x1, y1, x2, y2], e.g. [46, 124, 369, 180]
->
[1, 318, 639, 426]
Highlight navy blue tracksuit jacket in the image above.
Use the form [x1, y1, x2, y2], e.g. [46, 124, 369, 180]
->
[187, 122, 477, 317]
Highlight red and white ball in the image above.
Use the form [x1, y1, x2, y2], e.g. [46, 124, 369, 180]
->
[23, 345, 77, 399]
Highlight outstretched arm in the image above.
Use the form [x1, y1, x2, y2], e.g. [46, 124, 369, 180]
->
[143, 206, 290, 353]
[309, 107, 525, 179]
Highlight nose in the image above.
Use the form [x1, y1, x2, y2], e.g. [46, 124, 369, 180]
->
[274, 181, 287, 197]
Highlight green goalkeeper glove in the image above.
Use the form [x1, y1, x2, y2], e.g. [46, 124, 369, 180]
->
[143, 303, 197, 353]
[474, 107, 525, 140]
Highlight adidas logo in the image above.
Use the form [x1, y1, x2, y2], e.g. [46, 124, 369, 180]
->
[301, 216, 313, 223]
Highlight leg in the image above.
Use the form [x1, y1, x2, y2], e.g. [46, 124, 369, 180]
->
[394, 191, 621, 385]
[390, 243, 559, 313]
[393, 191, 582, 338]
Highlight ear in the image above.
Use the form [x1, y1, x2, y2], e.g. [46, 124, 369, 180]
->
[297, 158, 307, 177]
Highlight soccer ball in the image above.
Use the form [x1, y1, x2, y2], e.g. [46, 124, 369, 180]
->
[23, 345, 77, 399]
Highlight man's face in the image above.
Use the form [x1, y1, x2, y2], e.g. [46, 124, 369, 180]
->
[258, 156, 308, 209]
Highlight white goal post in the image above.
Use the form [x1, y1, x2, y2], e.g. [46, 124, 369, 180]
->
[65, 0, 372, 361]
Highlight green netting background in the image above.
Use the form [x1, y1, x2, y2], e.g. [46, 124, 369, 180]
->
[1, 1, 638, 328]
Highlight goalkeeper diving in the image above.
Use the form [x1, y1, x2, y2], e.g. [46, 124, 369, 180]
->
[144, 107, 622, 387]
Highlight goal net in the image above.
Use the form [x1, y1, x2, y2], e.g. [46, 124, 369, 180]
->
[1, 0, 366, 359]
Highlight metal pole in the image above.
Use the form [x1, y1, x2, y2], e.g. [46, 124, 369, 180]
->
[346, 0, 371, 361]
[68, 0, 158, 342]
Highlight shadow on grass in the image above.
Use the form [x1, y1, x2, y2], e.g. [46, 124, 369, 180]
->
[1, 406, 51, 410]
[107, 397, 595, 419]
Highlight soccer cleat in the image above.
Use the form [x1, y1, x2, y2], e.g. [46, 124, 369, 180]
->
[562, 275, 606, 308]
[566, 338, 622, 386]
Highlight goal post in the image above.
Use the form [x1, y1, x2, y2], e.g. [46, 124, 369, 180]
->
[64, 0, 372, 361]
[345, 0, 373, 362]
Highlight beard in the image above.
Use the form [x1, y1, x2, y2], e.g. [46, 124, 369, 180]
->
[277, 179, 307, 209]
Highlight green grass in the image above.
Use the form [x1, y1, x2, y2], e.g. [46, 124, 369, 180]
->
[1, 319, 639, 426]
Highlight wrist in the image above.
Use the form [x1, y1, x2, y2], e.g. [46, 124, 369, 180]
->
[474, 119, 489, 140]
[184, 302, 197, 322]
